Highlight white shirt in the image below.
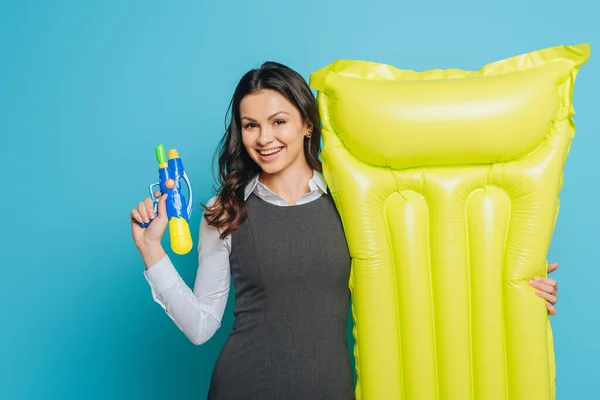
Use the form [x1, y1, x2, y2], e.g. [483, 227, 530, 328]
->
[144, 170, 329, 345]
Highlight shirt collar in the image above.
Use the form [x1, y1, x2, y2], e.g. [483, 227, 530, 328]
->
[243, 169, 328, 201]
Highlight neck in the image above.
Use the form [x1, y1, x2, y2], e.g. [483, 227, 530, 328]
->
[259, 162, 314, 206]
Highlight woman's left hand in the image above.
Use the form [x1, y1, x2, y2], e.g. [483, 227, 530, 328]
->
[530, 262, 559, 316]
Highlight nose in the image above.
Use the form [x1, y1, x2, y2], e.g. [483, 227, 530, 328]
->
[256, 126, 274, 146]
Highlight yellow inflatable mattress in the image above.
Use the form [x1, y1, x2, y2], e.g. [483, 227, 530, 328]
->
[309, 44, 590, 400]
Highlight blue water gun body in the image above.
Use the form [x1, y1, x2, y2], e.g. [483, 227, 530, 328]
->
[140, 144, 193, 255]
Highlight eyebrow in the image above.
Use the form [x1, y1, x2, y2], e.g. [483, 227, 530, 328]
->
[241, 111, 289, 122]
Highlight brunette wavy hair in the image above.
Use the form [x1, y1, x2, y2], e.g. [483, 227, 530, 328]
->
[203, 61, 322, 239]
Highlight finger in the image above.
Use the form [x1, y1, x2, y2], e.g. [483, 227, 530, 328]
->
[157, 193, 168, 218]
[535, 277, 557, 289]
[529, 280, 556, 295]
[546, 302, 557, 316]
[534, 289, 557, 304]
[130, 209, 143, 224]
[154, 190, 162, 198]
[138, 201, 149, 223]
[547, 262, 559, 274]
[144, 197, 156, 220]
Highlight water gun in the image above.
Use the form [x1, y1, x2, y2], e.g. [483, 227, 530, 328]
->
[140, 144, 194, 255]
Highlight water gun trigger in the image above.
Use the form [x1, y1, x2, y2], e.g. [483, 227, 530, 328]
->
[139, 181, 160, 228]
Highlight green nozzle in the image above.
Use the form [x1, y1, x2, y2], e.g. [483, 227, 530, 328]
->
[155, 144, 167, 164]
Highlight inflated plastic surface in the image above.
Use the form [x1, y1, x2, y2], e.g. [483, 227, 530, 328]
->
[309, 44, 589, 400]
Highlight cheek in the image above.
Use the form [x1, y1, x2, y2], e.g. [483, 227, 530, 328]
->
[241, 131, 255, 151]
[280, 125, 306, 149]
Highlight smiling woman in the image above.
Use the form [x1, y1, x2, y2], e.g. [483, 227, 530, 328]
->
[131, 62, 356, 400]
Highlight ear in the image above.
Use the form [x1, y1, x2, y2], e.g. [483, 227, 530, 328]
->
[305, 120, 313, 132]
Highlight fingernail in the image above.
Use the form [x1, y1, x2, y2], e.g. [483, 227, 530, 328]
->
[529, 280, 534, 286]
[535, 290, 541, 295]
[534, 277, 541, 281]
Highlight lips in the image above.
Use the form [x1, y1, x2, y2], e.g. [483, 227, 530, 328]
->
[256, 146, 284, 162]
[258, 147, 283, 156]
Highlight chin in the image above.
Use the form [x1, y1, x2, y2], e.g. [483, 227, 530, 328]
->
[259, 162, 286, 175]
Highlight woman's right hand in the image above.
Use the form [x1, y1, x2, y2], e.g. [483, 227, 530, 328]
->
[130, 191, 169, 250]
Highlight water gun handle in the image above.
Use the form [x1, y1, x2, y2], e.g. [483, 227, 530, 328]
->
[139, 181, 161, 228]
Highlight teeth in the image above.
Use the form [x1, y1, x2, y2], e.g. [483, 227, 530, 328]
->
[259, 148, 282, 156]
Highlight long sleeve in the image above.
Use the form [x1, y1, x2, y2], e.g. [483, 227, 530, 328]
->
[144, 203, 231, 345]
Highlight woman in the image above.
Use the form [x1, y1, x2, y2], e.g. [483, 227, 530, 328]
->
[130, 62, 560, 399]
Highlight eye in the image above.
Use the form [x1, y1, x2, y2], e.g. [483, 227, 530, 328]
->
[244, 122, 258, 129]
[274, 119, 286, 126]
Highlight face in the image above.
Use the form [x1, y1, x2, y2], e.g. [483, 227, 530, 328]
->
[240, 89, 312, 176]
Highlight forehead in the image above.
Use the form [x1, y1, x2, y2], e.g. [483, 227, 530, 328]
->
[240, 89, 298, 117]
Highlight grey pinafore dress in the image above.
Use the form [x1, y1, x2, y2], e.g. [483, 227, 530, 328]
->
[207, 193, 354, 399]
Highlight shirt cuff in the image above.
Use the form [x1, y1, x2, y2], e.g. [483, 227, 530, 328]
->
[144, 254, 180, 294]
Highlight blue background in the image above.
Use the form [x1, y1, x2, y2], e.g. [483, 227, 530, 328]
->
[1, 0, 597, 398]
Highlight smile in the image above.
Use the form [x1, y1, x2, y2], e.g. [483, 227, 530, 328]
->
[258, 147, 284, 156]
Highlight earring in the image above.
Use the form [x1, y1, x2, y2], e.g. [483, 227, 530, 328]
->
[306, 131, 312, 139]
